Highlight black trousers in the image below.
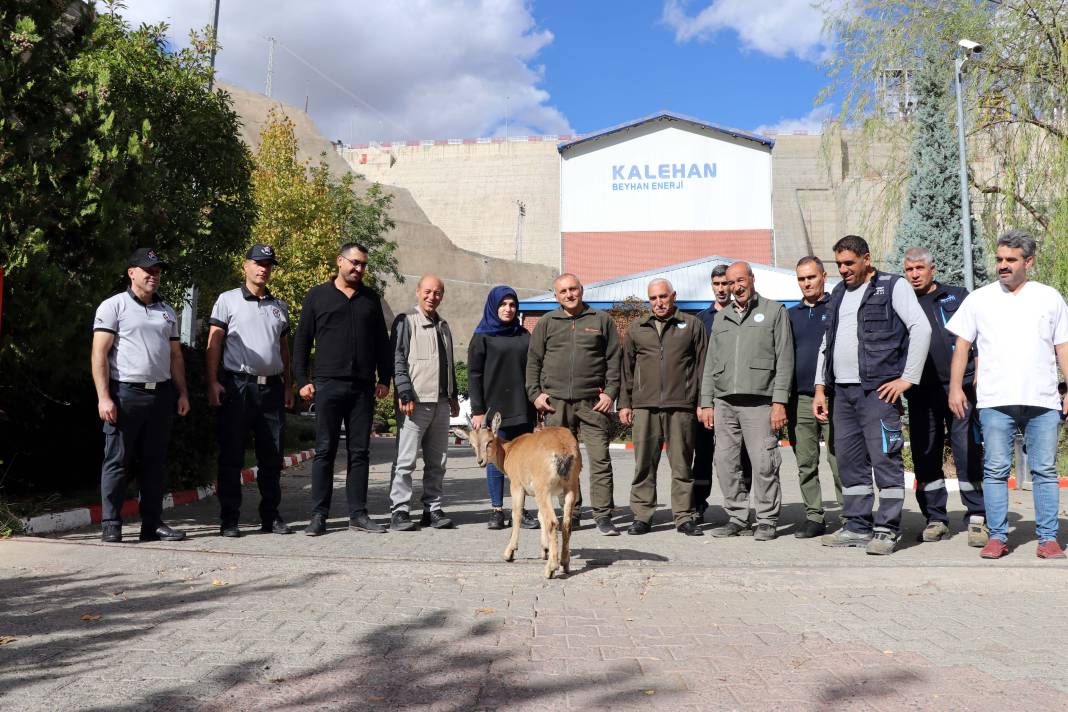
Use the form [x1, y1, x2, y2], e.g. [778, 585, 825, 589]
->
[216, 372, 285, 525]
[100, 380, 175, 529]
[310, 377, 375, 518]
[907, 382, 985, 523]
[692, 420, 751, 513]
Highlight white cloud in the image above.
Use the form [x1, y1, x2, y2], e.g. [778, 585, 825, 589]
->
[753, 105, 834, 135]
[116, 0, 572, 143]
[662, 0, 831, 61]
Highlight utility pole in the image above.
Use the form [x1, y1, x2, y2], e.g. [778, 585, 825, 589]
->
[265, 36, 276, 97]
[206, 0, 221, 91]
[514, 201, 526, 262]
[954, 39, 982, 291]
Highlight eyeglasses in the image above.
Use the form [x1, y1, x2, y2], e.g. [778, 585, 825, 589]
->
[340, 254, 368, 269]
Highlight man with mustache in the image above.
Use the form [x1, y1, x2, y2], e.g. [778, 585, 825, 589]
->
[815, 235, 931, 555]
[92, 248, 190, 543]
[946, 229, 1068, 559]
[699, 261, 794, 541]
[901, 247, 987, 546]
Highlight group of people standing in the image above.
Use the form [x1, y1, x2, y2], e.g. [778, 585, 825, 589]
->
[92, 229, 1068, 560]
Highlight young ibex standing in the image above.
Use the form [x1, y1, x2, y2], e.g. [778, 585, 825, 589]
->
[466, 413, 581, 578]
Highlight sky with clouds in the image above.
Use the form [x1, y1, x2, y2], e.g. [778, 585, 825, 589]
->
[116, 0, 835, 143]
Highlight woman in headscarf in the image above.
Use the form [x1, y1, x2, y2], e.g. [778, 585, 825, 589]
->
[468, 285, 539, 530]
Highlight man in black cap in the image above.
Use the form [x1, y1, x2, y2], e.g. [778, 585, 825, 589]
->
[206, 244, 294, 537]
[91, 248, 190, 543]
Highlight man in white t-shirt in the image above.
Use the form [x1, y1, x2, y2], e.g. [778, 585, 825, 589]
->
[946, 229, 1068, 560]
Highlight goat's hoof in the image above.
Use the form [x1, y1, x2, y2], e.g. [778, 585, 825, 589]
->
[543, 567, 554, 579]
[502, 550, 515, 562]
[561, 562, 570, 574]
[541, 548, 549, 560]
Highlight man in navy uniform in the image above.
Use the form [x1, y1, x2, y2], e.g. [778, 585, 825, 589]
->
[92, 248, 190, 543]
[207, 243, 295, 537]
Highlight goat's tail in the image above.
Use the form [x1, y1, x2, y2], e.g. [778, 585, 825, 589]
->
[551, 452, 575, 479]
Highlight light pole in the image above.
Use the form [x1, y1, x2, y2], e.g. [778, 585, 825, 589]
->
[954, 38, 982, 291]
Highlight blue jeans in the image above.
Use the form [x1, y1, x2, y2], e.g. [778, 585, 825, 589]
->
[978, 406, 1062, 543]
[486, 423, 533, 507]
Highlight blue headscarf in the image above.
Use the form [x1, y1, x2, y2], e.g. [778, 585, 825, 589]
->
[474, 285, 525, 337]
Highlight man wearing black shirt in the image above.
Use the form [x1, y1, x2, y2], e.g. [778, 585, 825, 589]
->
[295, 242, 393, 536]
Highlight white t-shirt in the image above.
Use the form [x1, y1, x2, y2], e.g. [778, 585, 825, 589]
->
[946, 281, 1068, 410]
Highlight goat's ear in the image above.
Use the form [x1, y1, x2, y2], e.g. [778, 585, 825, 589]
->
[490, 411, 502, 435]
[459, 426, 473, 442]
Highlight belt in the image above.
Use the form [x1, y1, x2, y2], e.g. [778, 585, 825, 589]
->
[224, 371, 282, 385]
[115, 379, 170, 391]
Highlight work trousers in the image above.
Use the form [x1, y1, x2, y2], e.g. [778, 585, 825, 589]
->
[100, 380, 175, 529]
[713, 395, 782, 527]
[906, 382, 985, 524]
[833, 384, 906, 535]
[216, 372, 285, 526]
[389, 400, 451, 512]
[787, 393, 841, 523]
[629, 408, 697, 526]
[692, 422, 752, 514]
[545, 397, 615, 519]
[310, 377, 375, 519]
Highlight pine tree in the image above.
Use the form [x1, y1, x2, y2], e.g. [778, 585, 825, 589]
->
[893, 55, 987, 286]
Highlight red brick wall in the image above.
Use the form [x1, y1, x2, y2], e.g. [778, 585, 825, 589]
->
[522, 314, 541, 332]
[562, 229, 773, 283]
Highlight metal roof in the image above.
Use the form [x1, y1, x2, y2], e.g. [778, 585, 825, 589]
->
[557, 111, 775, 153]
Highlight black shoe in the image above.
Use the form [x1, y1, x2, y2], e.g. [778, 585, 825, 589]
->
[753, 523, 777, 541]
[390, 510, 418, 531]
[261, 517, 293, 535]
[627, 520, 651, 535]
[420, 509, 455, 529]
[488, 510, 508, 530]
[101, 523, 122, 543]
[140, 524, 187, 542]
[595, 517, 620, 536]
[303, 513, 327, 536]
[710, 521, 750, 538]
[520, 510, 540, 529]
[219, 523, 241, 538]
[794, 520, 826, 539]
[677, 521, 704, 536]
[348, 513, 386, 533]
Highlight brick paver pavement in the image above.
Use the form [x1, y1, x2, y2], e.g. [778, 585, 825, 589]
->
[2, 440, 1066, 710]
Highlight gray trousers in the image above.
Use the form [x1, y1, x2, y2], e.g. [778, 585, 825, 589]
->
[389, 400, 450, 512]
[713, 395, 782, 527]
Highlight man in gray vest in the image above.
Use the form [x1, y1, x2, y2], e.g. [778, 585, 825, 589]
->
[92, 248, 190, 543]
[815, 235, 931, 555]
[388, 275, 460, 531]
[207, 244, 294, 537]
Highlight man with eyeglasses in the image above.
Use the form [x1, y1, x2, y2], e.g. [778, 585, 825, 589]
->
[294, 242, 393, 536]
[92, 248, 190, 543]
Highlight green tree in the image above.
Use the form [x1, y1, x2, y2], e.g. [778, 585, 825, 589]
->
[892, 55, 987, 286]
[250, 109, 400, 323]
[821, 0, 1068, 293]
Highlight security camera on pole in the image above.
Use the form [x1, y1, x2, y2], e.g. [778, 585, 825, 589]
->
[954, 38, 982, 291]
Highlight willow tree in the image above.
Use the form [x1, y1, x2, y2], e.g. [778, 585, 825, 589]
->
[821, 0, 1068, 293]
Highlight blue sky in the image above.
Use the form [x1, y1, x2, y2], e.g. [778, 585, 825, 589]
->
[118, 1, 837, 142]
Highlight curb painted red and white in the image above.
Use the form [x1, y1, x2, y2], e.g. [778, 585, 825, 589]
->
[19, 449, 316, 535]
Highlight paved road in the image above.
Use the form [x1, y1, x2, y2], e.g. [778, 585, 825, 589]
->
[2, 439, 1066, 711]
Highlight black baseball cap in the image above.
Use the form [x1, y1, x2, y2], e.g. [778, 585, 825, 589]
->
[127, 247, 168, 269]
[246, 243, 279, 265]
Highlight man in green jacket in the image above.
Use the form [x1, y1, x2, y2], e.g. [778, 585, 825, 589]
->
[700, 262, 794, 541]
[526, 273, 622, 535]
[619, 279, 706, 536]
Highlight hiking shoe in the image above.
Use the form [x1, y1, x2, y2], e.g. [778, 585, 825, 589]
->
[753, 523, 778, 541]
[520, 510, 540, 530]
[1036, 540, 1067, 559]
[348, 513, 386, 533]
[865, 531, 898, 556]
[710, 521, 751, 538]
[595, 517, 619, 536]
[794, 520, 826, 539]
[420, 509, 454, 529]
[980, 539, 1009, 559]
[262, 517, 293, 535]
[967, 515, 989, 548]
[101, 523, 122, 543]
[219, 523, 242, 538]
[390, 510, 418, 532]
[676, 521, 703, 536]
[821, 528, 873, 548]
[303, 513, 327, 536]
[487, 509, 508, 530]
[920, 521, 950, 542]
[627, 520, 651, 535]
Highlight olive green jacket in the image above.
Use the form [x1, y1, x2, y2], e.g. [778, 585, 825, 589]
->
[525, 305, 621, 402]
[700, 293, 794, 406]
[620, 310, 707, 410]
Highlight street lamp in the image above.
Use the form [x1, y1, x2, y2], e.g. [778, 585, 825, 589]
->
[954, 38, 983, 291]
